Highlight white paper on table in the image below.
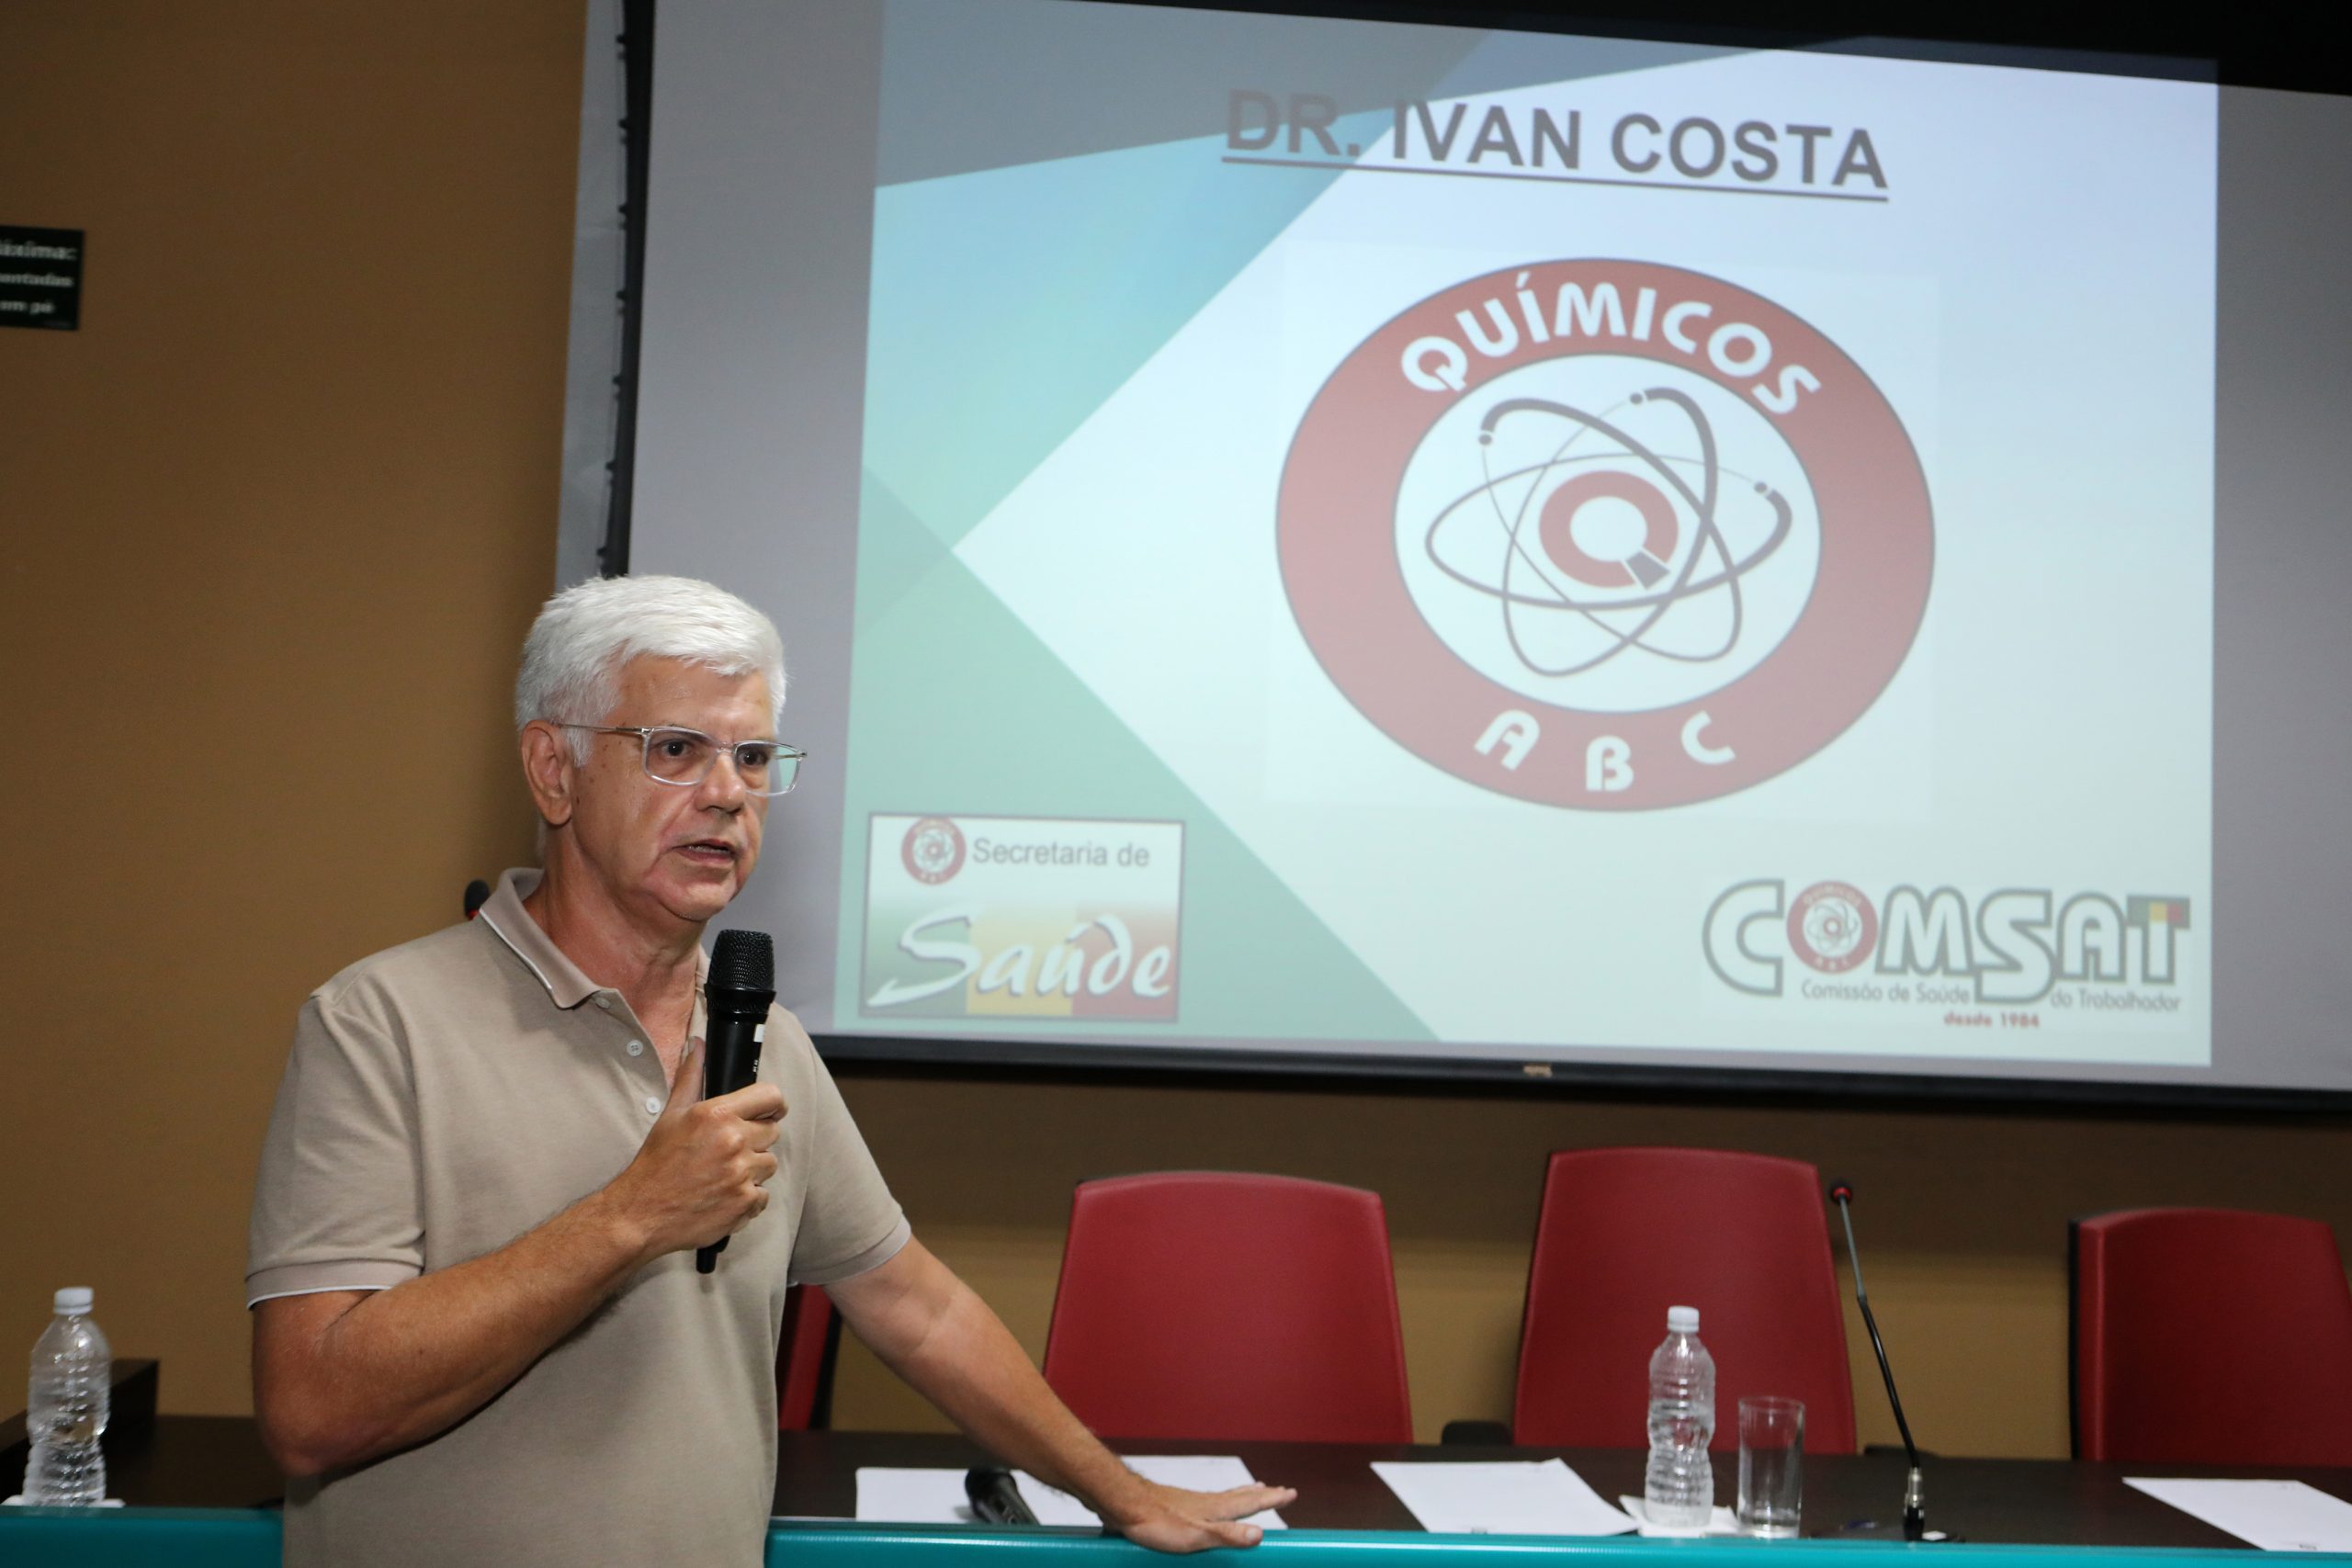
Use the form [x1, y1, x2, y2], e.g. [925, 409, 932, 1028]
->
[2125, 1479, 2352, 1551]
[854, 1468, 983, 1524]
[854, 1459, 1286, 1529]
[1121, 1455, 1289, 1529]
[1371, 1460, 1637, 1536]
[1616, 1495, 1744, 1537]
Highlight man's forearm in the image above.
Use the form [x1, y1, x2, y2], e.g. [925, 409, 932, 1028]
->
[866, 1269, 1150, 1522]
[834, 1240, 1293, 1552]
[260, 1190, 649, 1475]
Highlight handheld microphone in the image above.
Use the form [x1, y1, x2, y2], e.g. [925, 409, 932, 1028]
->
[965, 1465, 1039, 1525]
[1827, 1178, 1929, 1542]
[695, 930, 775, 1275]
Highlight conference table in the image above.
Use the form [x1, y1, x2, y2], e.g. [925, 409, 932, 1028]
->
[8, 1393, 2352, 1568]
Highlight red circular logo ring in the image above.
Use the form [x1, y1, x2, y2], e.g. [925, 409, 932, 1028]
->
[900, 817, 966, 886]
[1278, 260, 1932, 810]
[1787, 880, 1880, 974]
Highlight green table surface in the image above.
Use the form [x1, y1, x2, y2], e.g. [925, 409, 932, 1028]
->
[6, 1420, 2352, 1565]
[4, 1514, 2347, 1568]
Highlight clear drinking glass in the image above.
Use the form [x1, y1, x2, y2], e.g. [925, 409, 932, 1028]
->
[1736, 1395, 1804, 1537]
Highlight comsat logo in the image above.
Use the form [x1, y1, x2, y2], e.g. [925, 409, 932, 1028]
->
[1704, 879, 2194, 1008]
[1279, 260, 1930, 809]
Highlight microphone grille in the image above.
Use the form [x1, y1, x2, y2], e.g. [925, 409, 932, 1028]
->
[709, 929, 775, 991]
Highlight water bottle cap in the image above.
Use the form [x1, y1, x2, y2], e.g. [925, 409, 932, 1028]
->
[53, 1287, 93, 1315]
[1668, 1305, 1699, 1333]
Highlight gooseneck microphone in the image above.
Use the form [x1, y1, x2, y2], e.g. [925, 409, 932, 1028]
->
[695, 930, 775, 1275]
[1827, 1178, 1928, 1542]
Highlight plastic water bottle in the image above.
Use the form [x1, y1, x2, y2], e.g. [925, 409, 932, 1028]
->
[22, 1288, 110, 1506]
[1643, 1303, 1715, 1532]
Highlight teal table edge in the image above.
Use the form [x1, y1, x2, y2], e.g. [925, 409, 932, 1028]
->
[763, 1525, 2352, 1568]
[0, 1505, 279, 1566]
[5, 1511, 2350, 1567]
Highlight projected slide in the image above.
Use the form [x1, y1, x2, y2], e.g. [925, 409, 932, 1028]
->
[832, 0, 2215, 1066]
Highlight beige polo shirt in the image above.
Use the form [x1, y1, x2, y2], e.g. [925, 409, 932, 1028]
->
[248, 869, 910, 1568]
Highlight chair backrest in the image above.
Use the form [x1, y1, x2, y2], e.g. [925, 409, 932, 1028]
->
[778, 1283, 841, 1431]
[1512, 1147, 1857, 1452]
[2072, 1207, 2352, 1465]
[1041, 1171, 1414, 1443]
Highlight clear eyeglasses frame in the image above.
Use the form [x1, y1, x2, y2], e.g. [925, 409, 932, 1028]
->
[559, 724, 806, 796]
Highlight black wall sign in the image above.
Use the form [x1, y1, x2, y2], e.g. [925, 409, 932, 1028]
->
[0, 225, 85, 331]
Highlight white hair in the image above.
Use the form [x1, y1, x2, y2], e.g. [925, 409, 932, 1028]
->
[515, 575, 786, 759]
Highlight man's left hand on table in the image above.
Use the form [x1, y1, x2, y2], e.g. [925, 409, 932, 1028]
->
[1099, 1478, 1300, 1553]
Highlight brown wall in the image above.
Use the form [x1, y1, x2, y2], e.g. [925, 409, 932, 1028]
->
[0, 0, 582, 1416]
[4, 0, 2347, 1461]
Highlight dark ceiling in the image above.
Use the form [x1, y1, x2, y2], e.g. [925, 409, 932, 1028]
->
[1117, 0, 2352, 96]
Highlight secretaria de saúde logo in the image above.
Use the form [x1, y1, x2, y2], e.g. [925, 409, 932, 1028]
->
[1277, 260, 1932, 809]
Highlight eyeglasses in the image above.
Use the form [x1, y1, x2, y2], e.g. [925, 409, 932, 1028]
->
[560, 725, 806, 796]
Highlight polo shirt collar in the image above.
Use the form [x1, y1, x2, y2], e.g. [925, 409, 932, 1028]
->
[475, 867, 708, 1010]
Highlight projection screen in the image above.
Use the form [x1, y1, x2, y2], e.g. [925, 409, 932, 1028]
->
[580, 0, 2352, 1102]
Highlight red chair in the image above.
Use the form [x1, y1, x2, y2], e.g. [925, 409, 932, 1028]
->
[1511, 1147, 1857, 1451]
[2072, 1208, 2352, 1465]
[778, 1284, 841, 1431]
[1041, 1172, 1413, 1443]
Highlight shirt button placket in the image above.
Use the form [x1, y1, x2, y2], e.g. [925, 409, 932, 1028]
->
[614, 1014, 657, 1114]
[626, 1030, 659, 1114]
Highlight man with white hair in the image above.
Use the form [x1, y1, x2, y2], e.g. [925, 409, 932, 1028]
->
[246, 576, 1291, 1568]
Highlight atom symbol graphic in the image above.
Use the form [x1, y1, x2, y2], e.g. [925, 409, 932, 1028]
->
[1422, 384, 1797, 682]
[1788, 881, 1878, 973]
[900, 816, 966, 886]
[1802, 897, 1864, 959]
[910, 830, 956, 875]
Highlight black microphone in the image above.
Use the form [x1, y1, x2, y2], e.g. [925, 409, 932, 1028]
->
[965, 1465, 1039, 1526]
[1827, 1178, 1929, 1542]
[695, 930, 775, 1275]
[463, 879, 492, 919]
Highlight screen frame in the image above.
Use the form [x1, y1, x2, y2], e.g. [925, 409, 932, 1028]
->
[594, 0, 2352, 1115]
